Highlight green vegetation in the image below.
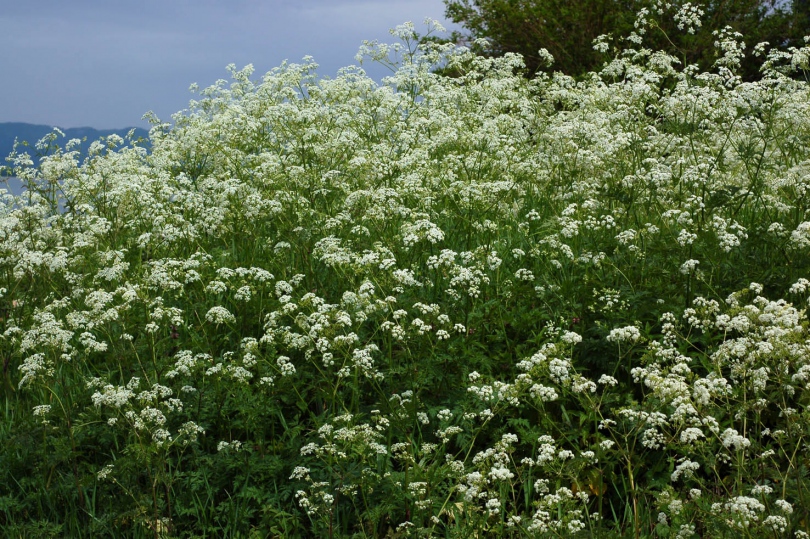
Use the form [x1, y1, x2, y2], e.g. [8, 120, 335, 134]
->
[441, 0, 809, 79]
[2, 10, 810, 538]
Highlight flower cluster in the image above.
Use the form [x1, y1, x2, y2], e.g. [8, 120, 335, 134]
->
[3, 10, 810, 537]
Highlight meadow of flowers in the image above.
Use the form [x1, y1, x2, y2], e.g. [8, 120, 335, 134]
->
[2, 6, 810, 537]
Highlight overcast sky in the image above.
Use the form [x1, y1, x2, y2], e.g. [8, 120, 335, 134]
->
[1, 0, 456, 129]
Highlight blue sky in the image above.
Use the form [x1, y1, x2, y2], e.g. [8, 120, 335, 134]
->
[1, 0, 455, 129]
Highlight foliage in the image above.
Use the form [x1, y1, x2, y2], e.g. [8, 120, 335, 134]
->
[2, 12, 810, 538]
[440, 0, 810, 80]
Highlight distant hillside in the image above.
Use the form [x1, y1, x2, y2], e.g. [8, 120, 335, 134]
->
[0, 122, 150, 168]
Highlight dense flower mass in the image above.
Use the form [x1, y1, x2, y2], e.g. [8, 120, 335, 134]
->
[2, 11, 810, 538]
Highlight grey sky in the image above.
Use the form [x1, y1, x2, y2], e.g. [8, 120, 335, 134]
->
[1, 0, 455, 129]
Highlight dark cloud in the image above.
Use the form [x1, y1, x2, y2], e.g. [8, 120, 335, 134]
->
[0, 0, 454, 129]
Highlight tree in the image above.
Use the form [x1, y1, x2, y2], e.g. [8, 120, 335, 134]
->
[442, 0, 809, 79]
